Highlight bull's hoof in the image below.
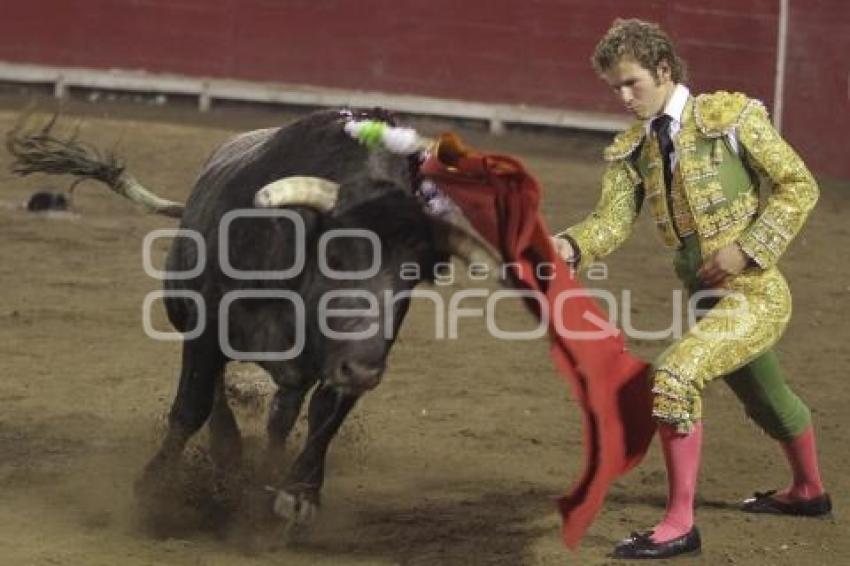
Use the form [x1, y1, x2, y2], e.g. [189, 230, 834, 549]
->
[267, 487, 318, 527]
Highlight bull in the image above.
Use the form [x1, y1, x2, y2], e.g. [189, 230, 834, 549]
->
[7, 108, 496, 525]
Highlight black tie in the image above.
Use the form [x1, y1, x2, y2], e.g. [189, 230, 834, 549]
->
[652, 114, 674, 191]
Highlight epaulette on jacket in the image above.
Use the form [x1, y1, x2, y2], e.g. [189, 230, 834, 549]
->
[603, 122, 645, 162]
[694, 91, 765, 137]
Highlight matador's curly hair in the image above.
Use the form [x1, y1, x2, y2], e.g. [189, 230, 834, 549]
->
[591, 18, 688, 83]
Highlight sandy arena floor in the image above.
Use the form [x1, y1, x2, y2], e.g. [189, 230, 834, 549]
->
[0, 93, 847, 565]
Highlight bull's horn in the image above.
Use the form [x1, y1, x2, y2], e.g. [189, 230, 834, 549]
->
[254, 176, 340, 211]
[431, 218, 503, 277]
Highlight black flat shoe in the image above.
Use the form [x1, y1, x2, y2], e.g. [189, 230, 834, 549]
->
[742, 490, 832, 517]
[612, 527, 701, 559]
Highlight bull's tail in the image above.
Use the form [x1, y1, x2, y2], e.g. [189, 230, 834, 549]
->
[6, 113, 184, 218]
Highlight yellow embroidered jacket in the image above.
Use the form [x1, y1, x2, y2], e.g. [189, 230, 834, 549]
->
[558, 91, 818, 272]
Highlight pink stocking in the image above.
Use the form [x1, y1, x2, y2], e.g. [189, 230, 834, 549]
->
[775, 425, 825, 502]
[651, 421, 703, 543]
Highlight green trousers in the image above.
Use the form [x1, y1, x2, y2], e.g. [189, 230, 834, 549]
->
[723, 350, 811, 440]
[673, 235, 811, 440]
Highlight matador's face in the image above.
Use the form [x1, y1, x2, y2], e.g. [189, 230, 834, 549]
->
[602, 57, 675, 120]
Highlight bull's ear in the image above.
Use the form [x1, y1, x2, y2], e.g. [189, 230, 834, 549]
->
[254, 176, 340, 211]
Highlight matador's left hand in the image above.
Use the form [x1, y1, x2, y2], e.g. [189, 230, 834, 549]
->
[697, 243, 750, 287]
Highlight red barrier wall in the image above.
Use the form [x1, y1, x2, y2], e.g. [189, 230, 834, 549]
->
[0, 1, 846, 179]
[782, 1, 850, 182]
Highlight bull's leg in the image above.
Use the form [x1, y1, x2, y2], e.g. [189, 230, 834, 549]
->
[264, 385, 310, 478]
[208, 372, 242, 469]
[272, 385, 359, 524]
[142, 332, 226, 477]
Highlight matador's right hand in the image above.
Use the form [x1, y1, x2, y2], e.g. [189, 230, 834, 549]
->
[551, 235, 576, 264]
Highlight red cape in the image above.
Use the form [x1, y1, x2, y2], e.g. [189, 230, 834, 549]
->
[420, 137, 656, 548]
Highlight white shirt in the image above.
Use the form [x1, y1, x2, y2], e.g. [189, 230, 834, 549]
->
[645, 84, 739, 169]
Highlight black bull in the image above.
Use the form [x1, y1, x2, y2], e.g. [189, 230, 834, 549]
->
[7, 108, 493, 524]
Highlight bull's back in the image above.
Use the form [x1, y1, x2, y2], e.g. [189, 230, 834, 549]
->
[162, 109, 412, 331]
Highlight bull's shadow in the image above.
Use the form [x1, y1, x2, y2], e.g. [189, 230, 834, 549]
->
[267, 485, 555, 564]
[134, 448, 555, 564]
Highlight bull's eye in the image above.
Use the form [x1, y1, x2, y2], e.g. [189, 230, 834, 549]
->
[318, 231, 383, 280]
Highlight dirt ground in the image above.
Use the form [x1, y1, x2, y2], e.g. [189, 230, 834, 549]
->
[0, 92, 847, 565]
